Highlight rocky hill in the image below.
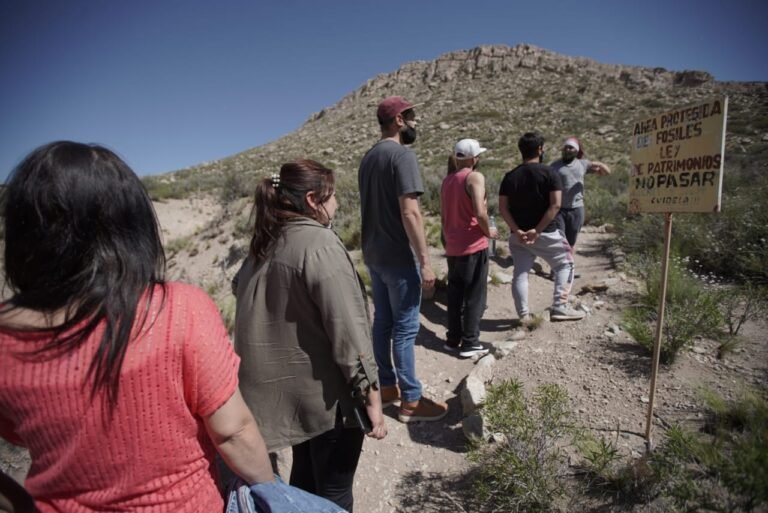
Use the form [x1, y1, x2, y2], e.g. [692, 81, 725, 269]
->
[143, 43, 768, 299]
[151, 43, 764, 185]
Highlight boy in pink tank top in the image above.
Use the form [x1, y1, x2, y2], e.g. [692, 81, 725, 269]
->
[440, 139, 498, 358]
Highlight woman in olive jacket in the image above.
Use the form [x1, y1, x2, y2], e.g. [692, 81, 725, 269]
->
[232, 159, 386, 513]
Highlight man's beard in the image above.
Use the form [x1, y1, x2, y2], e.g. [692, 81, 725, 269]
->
[400, 126, 417, 145]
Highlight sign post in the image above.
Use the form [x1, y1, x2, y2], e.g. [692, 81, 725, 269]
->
[629, 97, 728, 450]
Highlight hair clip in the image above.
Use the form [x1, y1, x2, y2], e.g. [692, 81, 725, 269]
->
[270, 173, 280, 189]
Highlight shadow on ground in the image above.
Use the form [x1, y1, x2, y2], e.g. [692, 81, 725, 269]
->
[595, 340, 653, 379]
[393, 469, 478, 512]
[419, 286, 517, 338]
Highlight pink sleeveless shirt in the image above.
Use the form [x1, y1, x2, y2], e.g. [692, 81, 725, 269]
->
[441, 168, 489, 257]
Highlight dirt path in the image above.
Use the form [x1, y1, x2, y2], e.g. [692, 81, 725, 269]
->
[351, 229, 767, 513]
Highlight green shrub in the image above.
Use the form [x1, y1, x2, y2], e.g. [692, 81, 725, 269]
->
[219, 169, 250, 204]
[715, 283, 768, 338]
[335, 218, 361, 250]
[467, 380, 574, 512]
[618, 176, 768, 286]
[424, 218, 443, 249]
[575, 432, 657, 502]
[165, 236, 192, 257]
[575, 388, 768, 510]
[649, 389, 768, 512]
[420, 173, 443, 216]
[142, 176, 189, 200]
[623, 253, 723, 363]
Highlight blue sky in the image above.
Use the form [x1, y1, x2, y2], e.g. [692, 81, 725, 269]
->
[1, 0, 766, 179]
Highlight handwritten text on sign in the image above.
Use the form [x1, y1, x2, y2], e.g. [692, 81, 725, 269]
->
[629, 97, 727, 213]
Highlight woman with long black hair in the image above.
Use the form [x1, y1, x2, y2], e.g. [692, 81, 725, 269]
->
[0, 141, 275, 512]
[233, 159, 387, 513]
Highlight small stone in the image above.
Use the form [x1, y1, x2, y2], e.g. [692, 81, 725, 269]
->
[494, 340, 519, 355]
[489, 432, 505, 444]
[692, 346, 707, 354]
[462, 413, 486, 441]
[640, 396, 650, 403]
[597, 124, 615, 135]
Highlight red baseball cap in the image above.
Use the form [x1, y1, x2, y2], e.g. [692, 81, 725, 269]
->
[377, 96, 414, 123]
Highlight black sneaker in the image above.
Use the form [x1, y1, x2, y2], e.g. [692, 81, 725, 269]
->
[459, 343, 489, 358]
[443, 339, 460, 352]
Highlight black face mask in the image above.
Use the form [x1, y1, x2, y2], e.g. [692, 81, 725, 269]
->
[539, 151, 545, 163]
[400, 125, 417, 145]
[561, 149, 577, 163]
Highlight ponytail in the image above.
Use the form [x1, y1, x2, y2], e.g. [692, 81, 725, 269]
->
[249, 159, 335, 261]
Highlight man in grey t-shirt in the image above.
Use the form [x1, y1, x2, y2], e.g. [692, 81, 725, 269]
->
[358, 96, 446, 423]
[549, 137, 611, 248]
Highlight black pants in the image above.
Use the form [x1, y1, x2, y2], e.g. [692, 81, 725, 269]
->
[446, 248, 489, 346]
[555, 206, 585, 247]
[290, 413, 365, 512]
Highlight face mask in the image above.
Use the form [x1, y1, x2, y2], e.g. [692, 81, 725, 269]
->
[400, 125, 417, 145]
[562, 148, 577, 163]
[539, 151, 545, 163]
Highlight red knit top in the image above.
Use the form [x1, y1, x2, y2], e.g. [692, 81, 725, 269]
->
[441, 168, 489, 257]
[0, 282, 239, 512]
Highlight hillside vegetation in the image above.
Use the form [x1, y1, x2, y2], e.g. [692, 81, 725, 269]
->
[142, 44, 768, 288]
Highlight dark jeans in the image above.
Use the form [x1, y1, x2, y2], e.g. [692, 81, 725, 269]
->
[555, 206, 585, 247]
[290, 412, 365, 512]
[446, 249, 489, 346]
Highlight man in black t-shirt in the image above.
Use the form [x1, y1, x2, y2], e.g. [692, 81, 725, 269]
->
[498, 132, 585, 322]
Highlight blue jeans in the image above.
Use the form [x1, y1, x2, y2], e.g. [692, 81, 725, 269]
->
[367, 264, 423, 403]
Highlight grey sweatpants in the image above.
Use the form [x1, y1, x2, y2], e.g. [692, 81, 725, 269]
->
[509, 230, 574, 317]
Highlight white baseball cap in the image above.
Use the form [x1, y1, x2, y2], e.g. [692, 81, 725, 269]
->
[454, 138, 487, 158]
[563, 137, 580, 152]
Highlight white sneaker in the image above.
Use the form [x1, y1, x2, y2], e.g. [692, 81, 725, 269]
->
[459, 343, 490, 358]
[550, 305, 585, 321]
